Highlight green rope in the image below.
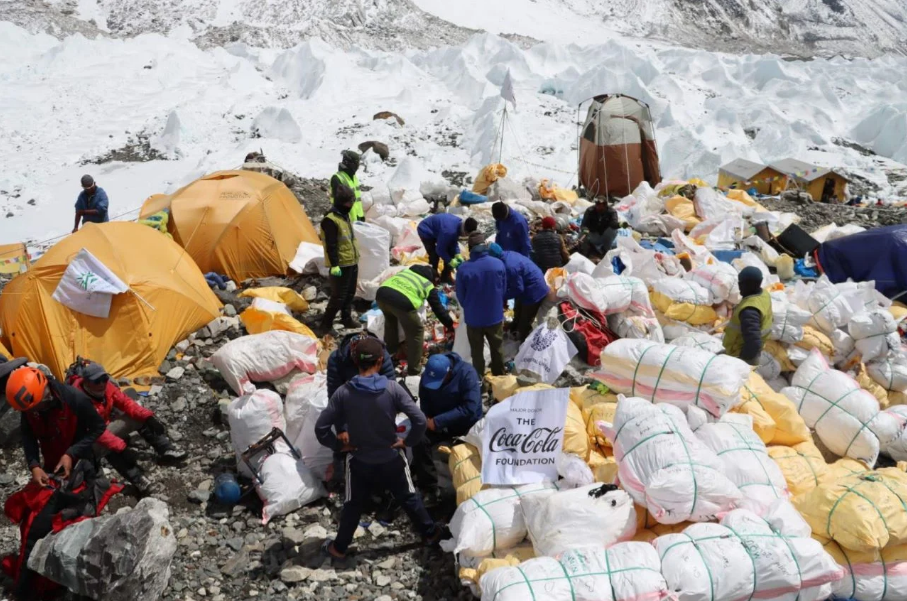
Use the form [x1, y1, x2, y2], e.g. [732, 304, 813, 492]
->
[825, 477, 889, 543]
[631, 343, 658, 398]
[693, 354, 719, 411]
[650, 346, 679, 401]
[662, 407, 700, 517]
[661, 532, 717, 601]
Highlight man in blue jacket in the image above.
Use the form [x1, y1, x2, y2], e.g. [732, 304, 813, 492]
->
[315, 337, 440, 562]
[456, 232, 507, 377]
[412, 352, 482, 502]
[491, 245, 551, 342]
[416, 214, 478, 284]
[491, 202, 531, 257]
[73, 175, 110, 233]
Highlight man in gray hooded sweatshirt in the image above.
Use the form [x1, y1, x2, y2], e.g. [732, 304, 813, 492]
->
[315, 337, 440, 560]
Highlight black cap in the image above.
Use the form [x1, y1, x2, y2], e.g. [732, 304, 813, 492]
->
[463, 217, 478, 234]
[81, 175, 95, 188]
[81, 362, 109, 384]
[351, 337, 384, 367]
[409, 264, 436, 283]
[491, 202, 508, 220]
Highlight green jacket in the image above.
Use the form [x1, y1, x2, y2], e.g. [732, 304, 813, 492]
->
[723, 289, 773, 361]
[381, 269, 434, 309]
[321, 211, 359, 267]
[333, 171, 364, 222]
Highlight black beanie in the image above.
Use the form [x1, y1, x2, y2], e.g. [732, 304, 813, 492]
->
[738, 266, 764, 297]
[491, 202, 508, 220]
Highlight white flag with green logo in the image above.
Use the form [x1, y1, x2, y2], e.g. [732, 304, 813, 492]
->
[52, 248, 128, 318]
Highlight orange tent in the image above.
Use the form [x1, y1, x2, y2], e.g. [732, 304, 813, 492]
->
[0, 222, 221, 380]
[140, 170, 320, 282]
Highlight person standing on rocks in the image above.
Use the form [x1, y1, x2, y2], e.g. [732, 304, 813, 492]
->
[4, 366, 107, 597]
[376, 264, 455, 375]
[315, 337, 441, 563]
[411, 352, 482, 505]
[492, 201, 531, 258]
[456, 232, 507, 377]
[73, 174, 109, 233]
[317, 184, 360, 336]
[723, 266, 774, 365]
[68, 361, 186, 494]
[416, 213, 478, 284]
[331, 150, 365, 222]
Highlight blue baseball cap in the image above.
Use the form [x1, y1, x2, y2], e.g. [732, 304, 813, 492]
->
[422, 354, 452, 390]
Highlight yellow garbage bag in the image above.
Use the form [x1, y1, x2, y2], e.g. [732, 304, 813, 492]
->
[742, 372, 811, 446]
[443, 443, 485, 506]
[472, 163, 507, 195]
[855, 363, 890, 408]
[828, 457, 871, 480]
[891, 391, 907, 407]
[768, 442, 829, 497]
[486, 375, 519, 403]
[726, 189, 767, 212]
[586, 449, 618, 484]
[571, 386, 618, 452]
[815, 536, 907, 599]
[796, 326, 835, 358]
[538, 179, 578, 203]
[239, 287, 309, 312]
[764, 339, 797, 373]
[889, 302, 907, 323]
[650, 291, 718, 326]
[459, 545, 536, 586]
[564, 401, 590, 460]
[240, 306, 316, 339]
[688, 178, 709, 188]
[731, 396, 776, 445]
[632, 508, 690, 542]
[793, 468, 907, 553]
[664, 196, 700, 231]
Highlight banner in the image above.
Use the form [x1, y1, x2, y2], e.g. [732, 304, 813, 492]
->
[482, 387, 569, 485]
[52, 248, 129, 318]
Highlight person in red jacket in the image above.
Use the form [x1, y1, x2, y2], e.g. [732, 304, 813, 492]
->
[68, 361, 185, 492]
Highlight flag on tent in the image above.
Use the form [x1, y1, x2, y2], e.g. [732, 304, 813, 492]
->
[52, 249, 129, 318]
[501, 70, 516, 108]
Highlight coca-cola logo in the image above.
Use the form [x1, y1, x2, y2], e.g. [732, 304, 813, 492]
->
[489, 425, 563, 454]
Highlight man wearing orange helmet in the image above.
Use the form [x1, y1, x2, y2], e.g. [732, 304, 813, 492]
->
[6, 366, 106, 487]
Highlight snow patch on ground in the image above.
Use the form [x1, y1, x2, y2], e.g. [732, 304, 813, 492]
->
[1, 25, 906, 243]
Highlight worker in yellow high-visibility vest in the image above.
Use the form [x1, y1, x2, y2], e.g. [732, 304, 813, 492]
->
[331, 151, 365, 222]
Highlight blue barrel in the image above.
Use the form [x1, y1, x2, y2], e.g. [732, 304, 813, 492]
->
[214, 473, 241, 505]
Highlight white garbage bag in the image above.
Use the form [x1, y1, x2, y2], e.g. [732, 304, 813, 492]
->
[594, 339, 751, 417]
[353, 221, 391, 287]
[479, 543, 670, 601]
[608, 312, 665, 343]
[867, 353, 907, 392]
[770, 293, 811, 343]
[284, 373, 334, 480]
[670, 331, 725, 355]
[655, 503, 843, 601]
[555, 453, 594, 489]
[807, 276, 856, 334]
[652, 278, 712, 306]
[783, 349, 900, 466]
[513, 325, 577, 384]
[850, 309, 900, 362]
[687, 407, 789, 509]
[440, 483, 560, 557]
[599, 396, 742, 523]
[227, 390, 287, 478]
[563, 253, 595, 275]
[883, 405, 907, 461]
[521, 484, 636, 557]
[687, 262, 741, 304]
[209, 331, 319, 395]
[257, 452, 325, 524]
[564, 272, 649, 316]
[820, 538, 907, 601]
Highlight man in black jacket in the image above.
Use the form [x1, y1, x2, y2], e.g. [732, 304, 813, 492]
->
[579, 198, 620, 260]
[531, 216, 570, 273]
[315, 338, 440, 562]
[318, 184, 360, 336]
[376, 265, 455, 375]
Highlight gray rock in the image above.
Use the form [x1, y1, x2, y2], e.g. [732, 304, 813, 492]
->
[28, 498, 176, 601]
[302, 286, 317, 301]
[368, 522, 386, 537]
[223, 304, 237, 317]
[374, 573, 391, 587]
[376, 596, 393, 601]
[166, 366, 185, 381]
[171, 397, 187, 412]
[303, 524, 328, 540]
[280, 566, 312, 583]
[376, 557, 396, 570]
[0, 472, 15, 485]
[188, 490, 210, 504]
[221, 550, 249, 577]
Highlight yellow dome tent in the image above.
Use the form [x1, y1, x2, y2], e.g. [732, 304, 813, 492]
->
[0, 222, 221, 380]
[140, 170, 320, 283]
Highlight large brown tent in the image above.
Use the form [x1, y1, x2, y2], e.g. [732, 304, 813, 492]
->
[578, 94, 662, 199]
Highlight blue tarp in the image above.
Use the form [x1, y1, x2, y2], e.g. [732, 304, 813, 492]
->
[817, 225, 907, 299]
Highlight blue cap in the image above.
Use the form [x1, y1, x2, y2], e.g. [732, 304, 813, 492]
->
[488, 243, 503, 258]
[422, 354, 452, 390]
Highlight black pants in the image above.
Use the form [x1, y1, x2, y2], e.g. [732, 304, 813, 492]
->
[15, 493, 60, 597]
[512, 298, 543, 342]
[334, 452, 435, 554]
[411, 430, 450, 493]
[420, 236, 452, 284]
[322, 265, 359, 326]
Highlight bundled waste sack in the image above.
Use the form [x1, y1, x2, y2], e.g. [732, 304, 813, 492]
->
[563, 272, 646, 315]
[256, 451, 325, 524]
[770, 294, 812, 343]
[284, 373, 334, 479]
[240, 297, 316, 338]
[850, 309, 900, 362]
[687, 262, 741, 304]
[768, 441, 831, 497]
[669, 331, 724, 355]
[444, 443, 484, 505]
[521, 484, 636, 557]
[209, 331, 319, 394]
[793, 468, 907, 553]
[558, 302, 617, 367]
[654, 501, 843, 601]
[650, 278, 717, 325]
[687, 408, 789, 508]
[782, 349, 900, 466]
[740, 372, 811, 446]
[794, 325, 836, 358]
[594, 339, 751, 417]
[600, 397, 742, 523]
[881, 405, 907, 461]
[457, 544, 535, 597]
[805, 276, 857, 334]
[818, 536, 907, 601]
[441, 482, 560, 557]
[479, 543, 672, 601]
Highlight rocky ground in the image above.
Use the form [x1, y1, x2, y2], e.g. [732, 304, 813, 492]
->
[756, 196, 907, 231]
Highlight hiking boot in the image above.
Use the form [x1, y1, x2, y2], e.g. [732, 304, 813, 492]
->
[160, 448, 188, 462]
[131, 475, 157, 496]
[424, 525, 445, 547]
[321, 539, 356, 569]
[421, 488, 442, 509]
